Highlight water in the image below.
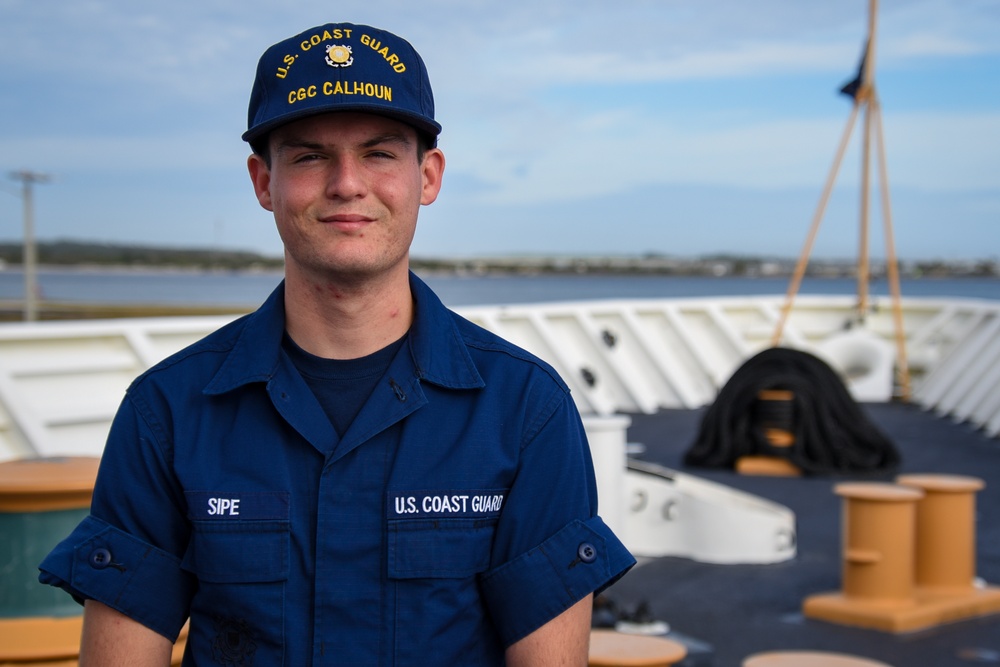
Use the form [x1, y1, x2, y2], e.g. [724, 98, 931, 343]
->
[0, 267, 996, 308]
[421, 273, 1000, 306]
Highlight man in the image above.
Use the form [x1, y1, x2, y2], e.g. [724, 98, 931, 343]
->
[40, 22, 634, 666]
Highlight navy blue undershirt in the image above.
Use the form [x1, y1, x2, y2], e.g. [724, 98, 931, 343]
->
[282, 332, 408, 439]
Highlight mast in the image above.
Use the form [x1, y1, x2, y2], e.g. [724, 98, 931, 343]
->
[770, 0, 911, 400]
[857, 0, 878, 315]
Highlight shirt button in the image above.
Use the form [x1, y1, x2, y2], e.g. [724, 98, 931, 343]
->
[578, 542, 597, 564]
[89, 548, 113, 570]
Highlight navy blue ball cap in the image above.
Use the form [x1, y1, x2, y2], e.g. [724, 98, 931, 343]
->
[243, 23, 441, 144]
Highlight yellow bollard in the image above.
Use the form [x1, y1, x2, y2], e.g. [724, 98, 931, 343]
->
[896, 474, 982, 591]
[805, 477, 1000, 633]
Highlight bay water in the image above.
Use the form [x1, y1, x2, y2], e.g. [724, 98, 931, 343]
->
[0, 268, 996, 309]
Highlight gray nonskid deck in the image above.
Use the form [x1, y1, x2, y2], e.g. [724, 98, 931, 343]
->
[604, 403, 1000, 667]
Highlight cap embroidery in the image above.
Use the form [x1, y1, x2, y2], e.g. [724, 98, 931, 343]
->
[325, 44, 353, 68]
[244, 23, 442, 143]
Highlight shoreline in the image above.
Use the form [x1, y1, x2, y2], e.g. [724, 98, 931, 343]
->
[0, 263, 997, 281]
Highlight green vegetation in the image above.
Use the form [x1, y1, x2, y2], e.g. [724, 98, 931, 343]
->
[0, 240, 995, 279]
[0, 240, 284, 271]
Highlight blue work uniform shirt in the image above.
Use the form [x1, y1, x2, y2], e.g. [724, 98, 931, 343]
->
[40, 273, 635, 666]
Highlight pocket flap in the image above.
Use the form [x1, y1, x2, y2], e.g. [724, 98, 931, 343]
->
[388, 519, 494, 579]
[182, 521, 289, 583]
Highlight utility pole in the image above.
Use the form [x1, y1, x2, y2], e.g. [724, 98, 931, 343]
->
[9, 170, 51, 321]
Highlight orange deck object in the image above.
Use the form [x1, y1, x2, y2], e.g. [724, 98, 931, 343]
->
[896, 474, 984, 590]
[743, 650, 893, 666]
[736, 455, 801, 477]
[837, 482, 922, 603]
[804, 477, 1000, 633]
[897, 474, 1000, 623]
[0, 616, 83, 663]
[0, 618, 188, 666]
[737, 391, 802, 477]
[0, 457, 101, 622]
[0, 457, 99, 512]
[589, 629, 687, 666]
[803, 482, 925, 632]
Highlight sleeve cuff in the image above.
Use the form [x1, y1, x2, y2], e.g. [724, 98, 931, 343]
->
[480, 515, 635, 647]
[38, 515, 193, 641]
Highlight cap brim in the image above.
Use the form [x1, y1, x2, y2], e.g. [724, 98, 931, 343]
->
[242, 104, 442, 144]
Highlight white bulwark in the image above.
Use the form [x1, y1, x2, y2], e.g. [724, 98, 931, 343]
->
[1, 295, 999, 564]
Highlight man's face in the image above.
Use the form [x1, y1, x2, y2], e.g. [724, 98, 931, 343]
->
[248, 112, 444, 285]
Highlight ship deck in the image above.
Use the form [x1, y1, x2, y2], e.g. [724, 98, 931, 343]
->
[608, 402, 1000, 666]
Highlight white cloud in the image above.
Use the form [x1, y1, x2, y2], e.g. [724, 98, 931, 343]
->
[1, 0, 998, 259]
[0, 133, 245, 172]
[443, 106, 1000, 207]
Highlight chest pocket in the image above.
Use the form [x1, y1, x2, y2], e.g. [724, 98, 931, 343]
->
[182, 519, 289, 583]
[387, 518, 495, 579]
[182, 490, 290, 582]
[181, 494, 290, 664]
[387, 518, 504, 663]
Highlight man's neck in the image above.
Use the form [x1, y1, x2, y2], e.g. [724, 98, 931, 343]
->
[282, 265, 413, 360]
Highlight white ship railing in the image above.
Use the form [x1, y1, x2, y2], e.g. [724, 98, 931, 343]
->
[0, 295, 998, 462]
[2, 295, 997, 564]
[459, 295, 1000, 428]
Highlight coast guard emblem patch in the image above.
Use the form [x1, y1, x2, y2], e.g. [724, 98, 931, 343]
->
[325, 44, 354, 68]
[211, 616, 258, 666]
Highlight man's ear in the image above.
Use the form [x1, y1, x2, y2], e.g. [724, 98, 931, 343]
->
[420, 148, 445, 206]
[247, 154, 274, 212]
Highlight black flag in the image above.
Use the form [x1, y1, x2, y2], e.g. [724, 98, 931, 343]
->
[840, 45, 868, 100]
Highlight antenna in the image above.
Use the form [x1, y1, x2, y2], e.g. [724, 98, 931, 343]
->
[770, 0, 910, 400]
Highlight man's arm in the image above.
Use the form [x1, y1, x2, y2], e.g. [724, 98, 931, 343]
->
[79, 599, 173, 667]
[505, 593, 593, 667]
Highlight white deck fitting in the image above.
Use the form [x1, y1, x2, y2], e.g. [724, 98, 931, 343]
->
[624, 459, 796, 564]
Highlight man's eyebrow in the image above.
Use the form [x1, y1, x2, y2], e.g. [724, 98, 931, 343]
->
[274, 138, 325, 153]
[274, 132, 413, 153]
[360, 132, 413, 149]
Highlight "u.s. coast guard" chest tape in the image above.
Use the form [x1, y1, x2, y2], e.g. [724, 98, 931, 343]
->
[388, 490, 506, 519]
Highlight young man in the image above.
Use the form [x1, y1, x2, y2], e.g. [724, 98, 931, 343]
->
[40, 23, 634, 666]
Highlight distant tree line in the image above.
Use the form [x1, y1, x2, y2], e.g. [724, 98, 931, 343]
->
[0, 240, 284, 270]
[0, 240, 995, 278]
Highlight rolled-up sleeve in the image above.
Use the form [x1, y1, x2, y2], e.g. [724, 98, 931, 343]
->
[38, 391, 194, 642]
[481, 515, 632, 647]
[481, 388, 635, 647]
[38, 515, 193, 641]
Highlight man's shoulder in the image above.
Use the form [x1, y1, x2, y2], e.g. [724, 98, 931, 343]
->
[448, 309, 570, 393]
[129, 313, 254, 392]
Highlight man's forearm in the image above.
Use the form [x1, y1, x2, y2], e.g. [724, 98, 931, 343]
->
[79, 599, 173, 667]
[505, 593, 593, 667]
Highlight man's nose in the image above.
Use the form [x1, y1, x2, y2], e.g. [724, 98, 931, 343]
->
[325, 156, 368, 199]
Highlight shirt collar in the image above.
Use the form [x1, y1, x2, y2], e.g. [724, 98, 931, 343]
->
[204, 272, 483, 395]
[407, 272, 483, 390]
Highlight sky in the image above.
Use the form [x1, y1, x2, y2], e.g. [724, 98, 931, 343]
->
[1, 0, 998, 262]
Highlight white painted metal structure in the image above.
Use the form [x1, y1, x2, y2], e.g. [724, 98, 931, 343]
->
[585, 414, 796, 564]
[1, 295, 997, 563]
[457, 295, 1000, 430]
[624, 459, 796, 564]
[0, 315, 236, 462]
